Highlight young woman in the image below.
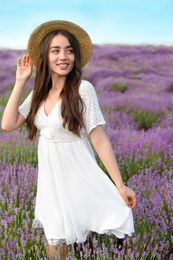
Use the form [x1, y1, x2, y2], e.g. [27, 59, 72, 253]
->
[1, 20, 137, 259]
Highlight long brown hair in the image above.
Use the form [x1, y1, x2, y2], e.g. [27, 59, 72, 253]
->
[26, 30, 86, 140]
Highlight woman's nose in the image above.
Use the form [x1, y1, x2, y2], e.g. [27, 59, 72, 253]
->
[59, 50, 67, 60]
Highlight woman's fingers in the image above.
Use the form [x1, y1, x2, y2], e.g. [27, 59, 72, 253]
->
[18, 54, 32, 68]
[120, 192, 131, 208]
[29, 61, 33, 69]
[26, 54, 29, 66]
[16, 54, 33, 82]
[17, 57, 21, 67]
[22, 54, 26, 66]
[132, 194, 137, 209]
[119, 185, 137, 209]
[128, 193, 137, 209]
[22, 54, 28, 66]
[124, 198, 131, 208]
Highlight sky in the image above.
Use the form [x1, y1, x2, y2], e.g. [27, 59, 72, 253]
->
[0, 0, 173, 49]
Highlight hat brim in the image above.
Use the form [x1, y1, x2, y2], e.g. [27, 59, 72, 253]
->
[27, 20, 92, 68]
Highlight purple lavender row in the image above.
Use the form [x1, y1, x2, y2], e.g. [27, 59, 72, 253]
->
[0, 45, 173, 259]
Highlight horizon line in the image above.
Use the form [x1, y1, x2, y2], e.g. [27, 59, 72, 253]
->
[0, 42, 173, 51]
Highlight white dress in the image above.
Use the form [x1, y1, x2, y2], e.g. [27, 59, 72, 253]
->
[18, 80, 134, 246]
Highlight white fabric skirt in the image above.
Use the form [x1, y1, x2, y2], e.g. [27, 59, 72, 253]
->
[32, 136, 134, 245]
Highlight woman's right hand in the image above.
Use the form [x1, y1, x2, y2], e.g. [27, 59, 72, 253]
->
[16, 54, 33, 83]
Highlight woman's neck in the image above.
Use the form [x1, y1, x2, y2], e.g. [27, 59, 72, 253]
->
[51, 74, 66, 91]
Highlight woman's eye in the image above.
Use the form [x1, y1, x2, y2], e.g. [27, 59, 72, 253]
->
[51, 49, 73, 54]
[67, 49, 74, 53]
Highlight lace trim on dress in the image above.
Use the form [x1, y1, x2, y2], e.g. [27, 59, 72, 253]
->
[32, 218, 129, 246]
[32, 218, 66, 245]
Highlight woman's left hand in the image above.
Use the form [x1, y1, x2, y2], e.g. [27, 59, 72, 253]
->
[118, 185, 137, 209]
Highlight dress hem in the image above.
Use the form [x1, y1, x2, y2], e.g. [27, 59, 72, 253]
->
[32, 218, 134, 246]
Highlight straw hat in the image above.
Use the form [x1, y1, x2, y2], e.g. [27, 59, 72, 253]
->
[27, 20, 92, 68]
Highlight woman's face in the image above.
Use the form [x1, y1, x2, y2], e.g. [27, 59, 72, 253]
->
[48, 34, 75, 79]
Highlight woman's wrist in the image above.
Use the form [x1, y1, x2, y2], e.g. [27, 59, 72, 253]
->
[15, 80, 26, 88]
[116, 182, 125, 191]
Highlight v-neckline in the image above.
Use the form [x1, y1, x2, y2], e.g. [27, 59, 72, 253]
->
[43, 99, 60, 117]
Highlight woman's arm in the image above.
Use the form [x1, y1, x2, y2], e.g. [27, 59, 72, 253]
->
[89, 125, 137, 209]
[1, 54, 33, 131]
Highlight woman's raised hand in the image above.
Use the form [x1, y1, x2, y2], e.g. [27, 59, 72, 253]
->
[16, 54, 33, 83]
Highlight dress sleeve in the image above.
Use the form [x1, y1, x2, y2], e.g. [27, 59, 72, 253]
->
[18, 90, 33, 119]
[79, 81, 106, 135]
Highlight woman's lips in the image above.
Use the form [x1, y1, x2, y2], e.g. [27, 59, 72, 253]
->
[57, 63, 69, 69]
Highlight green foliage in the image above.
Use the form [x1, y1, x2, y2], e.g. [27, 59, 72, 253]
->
[112, 81, 128, 93]
[102, 105, 126, 113]
[0, 92, 13, 107]
[0, 109, 4, 120]
[96, 148, 171, 184]
[6, 82, 15, 91]
[0, 88, 32, 107]
[31, 65, 36, 79]
[131, 110, 160, 130]
[0, 193, 47, 259]
[0, 140, 38, 166]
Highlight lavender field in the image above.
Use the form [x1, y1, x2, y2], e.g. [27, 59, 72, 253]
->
[0, 45, 173, 260]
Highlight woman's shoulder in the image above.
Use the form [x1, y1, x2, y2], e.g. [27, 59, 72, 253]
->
[79, 80, 95, 97]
